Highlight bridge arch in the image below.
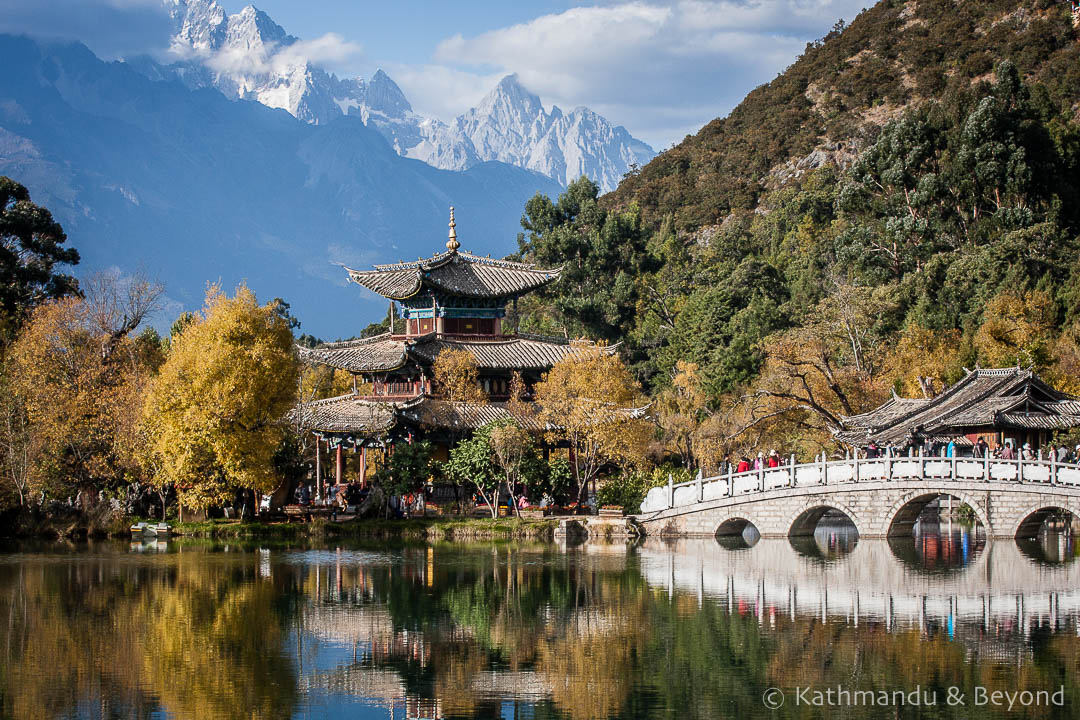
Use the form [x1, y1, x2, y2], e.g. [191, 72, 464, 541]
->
[713, 512, 765, 538]
[786, 501, 863, 538]
[883, 490, 991, 538]
[1011, 502, 1080, 540]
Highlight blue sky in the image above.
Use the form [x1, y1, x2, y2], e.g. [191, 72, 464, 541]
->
[0, 0, 871, 149]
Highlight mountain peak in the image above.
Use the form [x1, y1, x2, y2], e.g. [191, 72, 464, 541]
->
[477, 74, 543, 119]
[365, 68, 412, 117]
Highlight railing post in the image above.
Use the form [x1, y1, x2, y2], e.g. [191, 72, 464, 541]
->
[726, 463, 733, 497]
[822, 452, 828, 486]
[667, 472, 674, 508]
[854, 454, 860, 485]
[1017, 456, 1023, 484]
[1052, 452, 1057, 486]
[886, 446, 893, 482]
[984, 451, 990, 483]
[758, 464, 764, 493]
[919, 447, 925, 481]
[790, 454, 796, 487]
[697, 470, 704, 502]
[950, 453, 957, 484]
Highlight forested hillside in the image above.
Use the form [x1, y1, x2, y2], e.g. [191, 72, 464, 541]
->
[513, 0, 1080, 463]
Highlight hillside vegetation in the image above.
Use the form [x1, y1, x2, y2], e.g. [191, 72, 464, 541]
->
[514, 0, 1080, 463]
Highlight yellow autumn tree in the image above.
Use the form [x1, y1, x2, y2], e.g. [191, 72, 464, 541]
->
[534, 340, 650, 502]
[1049, 321, 1080, 396]
[4, 276, 163, 503]
[656, 360, 708, 469]
[433, 347, 487, 404]
[975, 290, 1055, 371]
[884, 323, 965, 398]
[142, 285, 299, 514]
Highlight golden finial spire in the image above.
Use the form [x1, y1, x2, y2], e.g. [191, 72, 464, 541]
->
[446, 206, 460, 253]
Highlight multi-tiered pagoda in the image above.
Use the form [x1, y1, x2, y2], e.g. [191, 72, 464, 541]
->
[297, 209, 588, 481]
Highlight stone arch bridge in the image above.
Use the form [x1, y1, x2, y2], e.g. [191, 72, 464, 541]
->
[635, 456, 1080, 539]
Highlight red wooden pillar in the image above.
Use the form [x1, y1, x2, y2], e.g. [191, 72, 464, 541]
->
[335, 443, 344, 486]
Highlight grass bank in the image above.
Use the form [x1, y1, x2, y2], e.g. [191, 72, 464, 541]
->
[172, 516, 562, 541]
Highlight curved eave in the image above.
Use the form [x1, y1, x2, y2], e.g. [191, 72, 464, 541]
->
[344, 265, 423, 300]
[297, 336, 408, 373]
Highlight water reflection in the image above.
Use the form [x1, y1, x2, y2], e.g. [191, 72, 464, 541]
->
[715, 524, 760, 550]
[788, 514, 859, 562]
[1, 530, 1080, 719]
[887, 520, 986, 573]
[1017, 526, 1078, 565]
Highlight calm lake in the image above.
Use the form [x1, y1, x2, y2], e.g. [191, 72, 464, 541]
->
[1, 523, 1078, 719]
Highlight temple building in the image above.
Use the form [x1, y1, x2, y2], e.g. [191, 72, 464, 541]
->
[295, 208, 602, 483]
[835, 367, 1080, 452]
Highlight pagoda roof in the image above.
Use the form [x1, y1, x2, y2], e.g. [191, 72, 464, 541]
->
[835, 368, 1080, 446]
[298, 332, 616, 374]
[294, 394, 647, 436]
[294, 394, 403, 434]
[343, 250, 560, 301]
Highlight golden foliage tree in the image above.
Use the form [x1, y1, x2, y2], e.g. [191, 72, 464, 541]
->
[656, 360, 708, 469]
[142, 286, 299, 513]
[745, 290, 891, 456]
[534, 340, 649, 501]
[4, 278, 162, 502]
[1049, 321, 1080, 396]
[433, 347, 487, 404]
[884, 324, 965, 398]
[975, 290, 1055, 371]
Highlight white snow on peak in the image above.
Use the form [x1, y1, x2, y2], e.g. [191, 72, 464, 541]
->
[159, 1, 654, 191]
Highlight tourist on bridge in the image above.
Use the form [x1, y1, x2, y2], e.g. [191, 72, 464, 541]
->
[973, 437, 989, 458]
[1021, 443, 1035, 461]
[767, 450, 780, 468]
[1000, 442, 1015, 460]
[753, 452, 764, 470]
[736, 456, 751, 473]
[865, 441, 880, 459]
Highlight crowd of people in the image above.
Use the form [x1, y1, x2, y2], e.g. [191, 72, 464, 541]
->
[718, 438, 1080, 476]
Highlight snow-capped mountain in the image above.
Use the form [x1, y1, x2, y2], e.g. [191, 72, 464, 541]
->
[160, 0, 654, 191]
[0, 34, 560, 338]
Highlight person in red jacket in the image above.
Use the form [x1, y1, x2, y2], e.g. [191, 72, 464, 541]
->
[767, 450, 781, 468]
[736, 457, 751, 473]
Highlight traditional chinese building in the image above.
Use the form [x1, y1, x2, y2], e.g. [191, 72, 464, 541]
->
[295, 208, 599, 483]
[835, 367, 1080, 452]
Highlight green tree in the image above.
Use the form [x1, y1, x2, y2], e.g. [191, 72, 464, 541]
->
[444, 428, 500, 518]
[0, 177, 80, 339]
[517, 178, 654, 344]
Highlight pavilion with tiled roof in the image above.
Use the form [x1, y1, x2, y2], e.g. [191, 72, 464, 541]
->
[294, 208, 613, 485]
[835, 368, 1080, 451]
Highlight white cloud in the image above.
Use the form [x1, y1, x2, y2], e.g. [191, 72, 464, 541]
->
[381, 63, 507, 121]
[274, 33, 363, 73]
[201, 31, 364, 78]
[412, 0, 867, 148]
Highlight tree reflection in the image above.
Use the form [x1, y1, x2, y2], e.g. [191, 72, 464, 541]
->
[0, 548, 299, 720]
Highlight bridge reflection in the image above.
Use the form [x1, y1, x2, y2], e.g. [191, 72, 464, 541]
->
[637, 530, 1080, 642]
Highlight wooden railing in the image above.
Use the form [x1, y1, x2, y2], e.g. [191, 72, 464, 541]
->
[641, 454, 1080, 513]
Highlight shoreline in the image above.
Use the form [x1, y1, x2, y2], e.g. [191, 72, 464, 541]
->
[0, 511, 564, 542]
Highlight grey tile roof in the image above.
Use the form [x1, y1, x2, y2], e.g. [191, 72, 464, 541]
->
[344, 251, 560, 300]
[297, 334, 406, 373]
[299, 333, 608, 374]
[836, 368, 1080, 446]
[292, 394, 405, 433]
[294, 395, 648, 436]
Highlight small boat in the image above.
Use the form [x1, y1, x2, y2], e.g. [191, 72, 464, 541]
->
[130, 522, 171, 536]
